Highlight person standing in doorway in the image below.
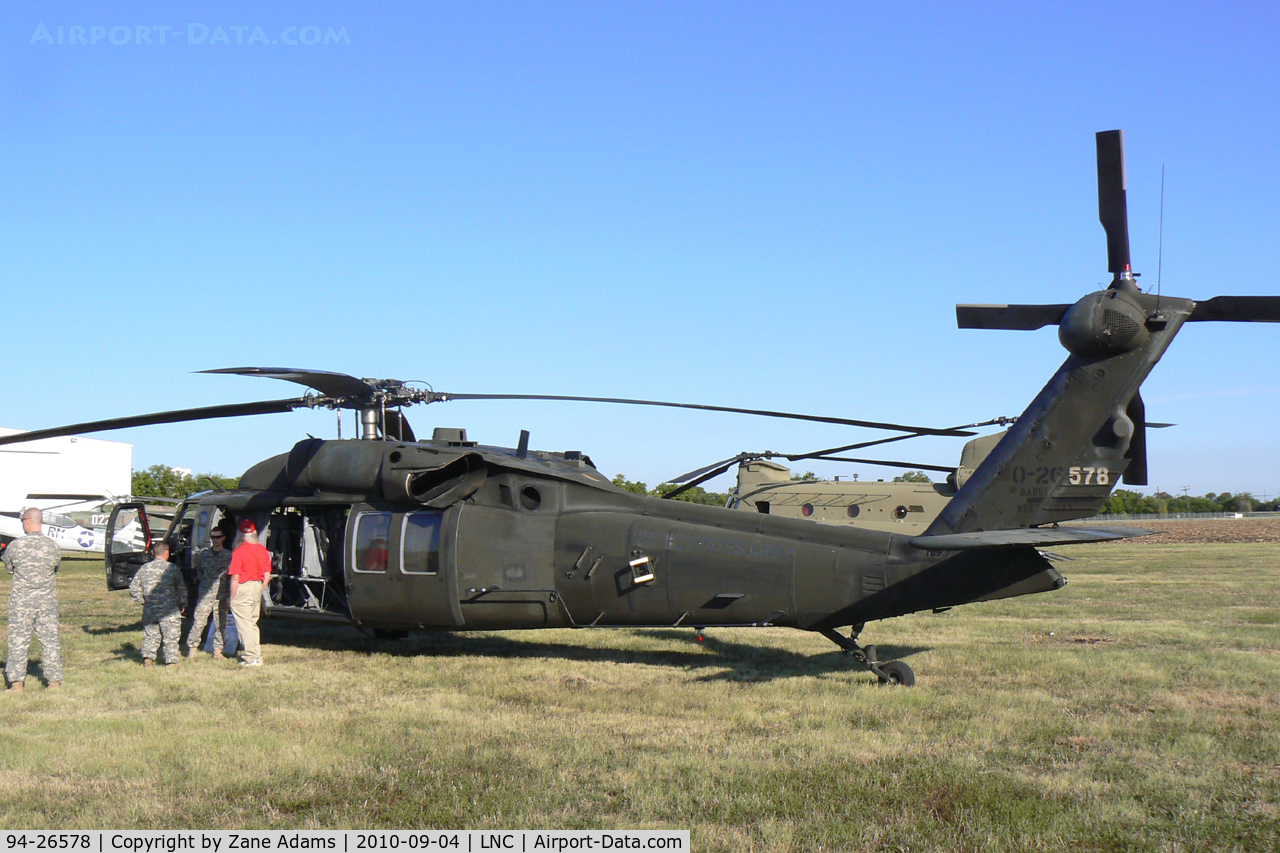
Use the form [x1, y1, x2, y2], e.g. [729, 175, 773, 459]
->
[185, 522, 233, 659]
[228, 519, 272, 667]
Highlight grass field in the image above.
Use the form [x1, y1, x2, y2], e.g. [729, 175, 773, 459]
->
[1, 545, 1277, 851]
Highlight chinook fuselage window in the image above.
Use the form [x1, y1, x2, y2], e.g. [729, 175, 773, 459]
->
[401, 512, 443, 575]
[353, 511, 392, 573]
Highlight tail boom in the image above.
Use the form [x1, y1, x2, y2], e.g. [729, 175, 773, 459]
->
[927, 289, 1192, 536]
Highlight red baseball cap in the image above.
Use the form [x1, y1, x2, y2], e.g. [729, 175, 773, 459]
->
[238, 519, 256, 534]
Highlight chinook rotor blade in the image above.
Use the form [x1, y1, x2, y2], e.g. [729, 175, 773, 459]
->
[1187, 296, 1280, 322]
[669, 453, 756, 484]
[815, 457, 956, 474]
[660, 462, 742, 499]
[436, 394, 974, 436]
[0, 398, 311, 448]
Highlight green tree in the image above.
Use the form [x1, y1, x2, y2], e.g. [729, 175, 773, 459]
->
[611, 474, 728, 506]
[893, 470, 932, 483]
[131, 465, 237, 500]
[611, 474, 649, 495]
[652, 482, 730, 506]
[790, 471, 818, 482]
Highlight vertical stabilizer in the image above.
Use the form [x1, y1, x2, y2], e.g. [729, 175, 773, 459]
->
[928, 290, 1190, 535]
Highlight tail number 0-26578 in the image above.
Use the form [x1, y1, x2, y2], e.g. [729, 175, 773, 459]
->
[1068, 466, 1110, 486]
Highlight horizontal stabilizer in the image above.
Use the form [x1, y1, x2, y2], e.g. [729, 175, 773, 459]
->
[1187, 296, 1280, 323]
[909, 525, 1155, 551]
[956, 304, 1070, 330]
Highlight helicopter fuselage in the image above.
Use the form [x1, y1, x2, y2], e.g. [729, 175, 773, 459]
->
[107, 436, 1063, 640]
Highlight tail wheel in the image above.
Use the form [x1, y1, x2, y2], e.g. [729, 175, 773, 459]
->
[877, 660, 915, 686]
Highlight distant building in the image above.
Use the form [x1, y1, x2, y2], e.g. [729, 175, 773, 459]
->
[0, 427, 133, 512]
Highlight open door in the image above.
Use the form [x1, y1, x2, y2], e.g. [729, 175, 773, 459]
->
[104, 501, 153, 591]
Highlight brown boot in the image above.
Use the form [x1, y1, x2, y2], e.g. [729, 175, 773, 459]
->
[143, 659, 154, 668]
[7, 681, 23, 693]
[48, 681, 61, 690]
[213, 651, 226, 661]
[188, 649, 199, 660]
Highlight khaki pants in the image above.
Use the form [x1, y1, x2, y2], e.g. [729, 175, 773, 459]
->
[229, 580, 263, 663]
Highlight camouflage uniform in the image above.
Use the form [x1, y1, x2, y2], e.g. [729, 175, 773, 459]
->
[184, 546, 232, 654]
[129, 558, 188, 664]
[3, 532, 63, 686]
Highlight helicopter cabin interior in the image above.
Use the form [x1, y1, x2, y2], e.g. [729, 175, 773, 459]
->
[110, 498, 446, 629]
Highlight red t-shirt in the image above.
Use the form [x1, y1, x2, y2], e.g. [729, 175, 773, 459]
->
[229, 541, 272, 583]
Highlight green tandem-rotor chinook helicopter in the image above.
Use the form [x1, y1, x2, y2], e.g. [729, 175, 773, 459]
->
[3, 130, 1277, 686]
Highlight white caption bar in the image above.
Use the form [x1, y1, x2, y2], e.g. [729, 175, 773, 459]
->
[0, 832, 690, 853]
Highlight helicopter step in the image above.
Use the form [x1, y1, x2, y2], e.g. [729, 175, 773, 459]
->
[818, 626, 916, 686]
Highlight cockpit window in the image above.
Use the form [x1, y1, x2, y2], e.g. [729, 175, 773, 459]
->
[401, 512, 442, 575]
[353, 511, 391, 573]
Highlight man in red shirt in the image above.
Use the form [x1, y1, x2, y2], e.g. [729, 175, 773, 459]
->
[228, 518, 272, 667]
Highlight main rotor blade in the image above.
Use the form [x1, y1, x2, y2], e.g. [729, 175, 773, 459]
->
[956, 304, 1071, 330]
[199, 367, 377, 399]
[379, 409, 416, 443]
[1097, 129, 1131, 276]
[1187, 296, 1280, 322]
[437, 394, 974, 436]
[0, 398, 310, 447]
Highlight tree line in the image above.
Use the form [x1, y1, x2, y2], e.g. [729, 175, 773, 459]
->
[1101, 489, 1279, 515]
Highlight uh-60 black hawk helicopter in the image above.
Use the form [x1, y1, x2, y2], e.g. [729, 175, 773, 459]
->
[4, 130, 1277, 686]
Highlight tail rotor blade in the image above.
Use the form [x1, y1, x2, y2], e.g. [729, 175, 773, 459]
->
[1123, 392, 1148, 486]
[956, 304, 1070, 330]
[1097, 129, 1131, 278]
[1188, 296, 1280, 322]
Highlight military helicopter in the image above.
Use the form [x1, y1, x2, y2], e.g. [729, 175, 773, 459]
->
[691, 426, 1013, 536]
[1, 130, 1276, 686]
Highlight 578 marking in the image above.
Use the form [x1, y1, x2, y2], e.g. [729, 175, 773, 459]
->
[1068, 466, 1110, 486]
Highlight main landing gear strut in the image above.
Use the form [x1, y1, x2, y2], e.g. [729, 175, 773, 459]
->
[820, 625, 916, 686]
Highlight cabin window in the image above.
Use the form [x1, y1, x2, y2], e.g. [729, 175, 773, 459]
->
[353, 511, 392, 573]
[401, 512, 443, 575]
[801, 503, 814, 517]
[847, 504, 860, 518]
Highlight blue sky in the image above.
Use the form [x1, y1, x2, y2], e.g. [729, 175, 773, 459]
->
[3, 2, 1278, 497]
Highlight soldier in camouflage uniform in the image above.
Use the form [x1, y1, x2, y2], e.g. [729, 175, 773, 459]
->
[3, 507, 63, 693]
[184, 524, 232, 659]
[129, 541, 187, 666]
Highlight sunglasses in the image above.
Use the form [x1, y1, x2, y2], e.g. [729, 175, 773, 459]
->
[210, 534, 225, 540]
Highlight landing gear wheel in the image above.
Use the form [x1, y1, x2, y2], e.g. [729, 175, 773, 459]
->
[818, 628, 917, 687]
[877, 660, 915, 686]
